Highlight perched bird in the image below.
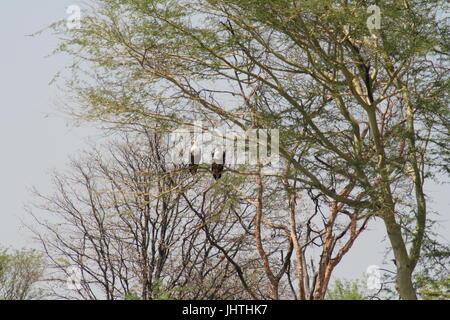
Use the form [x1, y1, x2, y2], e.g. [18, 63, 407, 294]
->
[189, 140, 201, 174]
[211, 147, 226, 180]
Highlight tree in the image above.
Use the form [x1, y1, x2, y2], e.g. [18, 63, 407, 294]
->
[376, 218, 450, 300]
[417, 275, 450, 300]
[30, 131, 266, 299]
[0, 248, 46, 300]
[412, 235, 450, 300]
[29, 127, 371, 300]
[326, 279, 365, 300]
[49, 0, 449, 299]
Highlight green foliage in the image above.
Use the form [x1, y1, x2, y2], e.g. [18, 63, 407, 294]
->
[414, 240, 450, 300]
[123, 280, 195, 300]
[0, 248, 46, 300]
[326, 279, 366, 300]
[124, 290, 141, 300]
[416, 274, 450, 300]
[151, 278, 193, 300]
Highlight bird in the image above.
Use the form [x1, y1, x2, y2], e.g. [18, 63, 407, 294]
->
[189, 140, 201, 174]
[211, 147, 226, 180]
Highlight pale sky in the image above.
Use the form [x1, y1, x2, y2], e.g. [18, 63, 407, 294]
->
[0, 1, 99, 247]
[0, 1, 448, 283]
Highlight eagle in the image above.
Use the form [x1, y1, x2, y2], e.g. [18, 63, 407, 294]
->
[211, 147, 226, 180]
[189, 140, 201, 174]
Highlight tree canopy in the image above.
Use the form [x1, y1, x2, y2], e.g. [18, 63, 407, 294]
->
[0, 248, 45, 300]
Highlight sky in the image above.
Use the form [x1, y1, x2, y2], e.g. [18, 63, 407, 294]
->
[0, 1, 100, 247]
[0, 1, 448, 283]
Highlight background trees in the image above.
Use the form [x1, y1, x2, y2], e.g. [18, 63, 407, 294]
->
[326, 279, 366, 300]
[415, 248, 450, 300]
[0, 248, 45, 300]
[41, 0, 449, 299]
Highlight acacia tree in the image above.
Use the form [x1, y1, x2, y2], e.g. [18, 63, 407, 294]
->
[50, 0, 449, 299]
[382, 222, 450, 300]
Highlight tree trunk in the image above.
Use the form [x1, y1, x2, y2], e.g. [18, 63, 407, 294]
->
[383, 211, 418, 300]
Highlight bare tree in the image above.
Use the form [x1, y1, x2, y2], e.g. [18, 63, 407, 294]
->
[29, 126, 371, 300]
[29, 131, 253, 299]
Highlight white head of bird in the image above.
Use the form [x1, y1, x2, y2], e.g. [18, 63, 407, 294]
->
[212, 147, 224, 164]
[190, 140, 201, 162]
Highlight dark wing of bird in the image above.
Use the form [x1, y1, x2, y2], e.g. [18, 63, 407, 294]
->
[212, 151, 225, 180]
[211, 163, 223, 180]
[189, 152, 198, 174]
